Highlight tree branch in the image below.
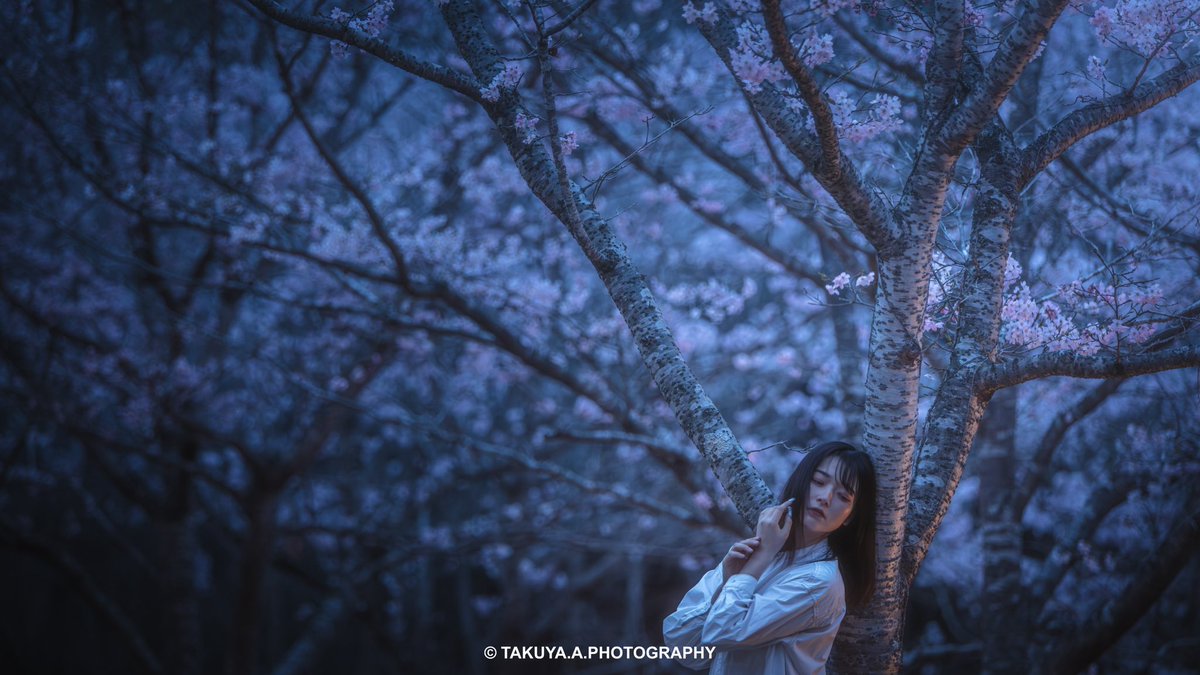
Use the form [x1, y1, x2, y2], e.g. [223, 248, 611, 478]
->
[762, 0, 844, 180]
[1013, 378, 1125, 520]
[1019, 59, 1200, 188]
[939, 0, 1071, 156]
[1047, 506, 1200, 675]
[242, 0, 482, 101]
[695, 9, 895, 249]
[977, 345, 1200, 392]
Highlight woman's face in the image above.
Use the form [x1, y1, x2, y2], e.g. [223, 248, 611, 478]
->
[801, 455, 857, 541]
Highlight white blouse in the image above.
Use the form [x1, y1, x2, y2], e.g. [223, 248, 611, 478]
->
[662, 541, 846, 674]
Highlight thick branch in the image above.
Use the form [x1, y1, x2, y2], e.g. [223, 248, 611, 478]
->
[904, 116, 1018, 583]
[1019, 59, 1200, 188]
[762, 0, 843, 180]
[977, 346, 1200, 392]
[695, 10, 895, 249]
[1048, 507, 1200, 675]
[939, 0, 1071, 156]
[923, 0, 964, 123]
[436, 1, 773, 526]
[243, 0, 483, 101]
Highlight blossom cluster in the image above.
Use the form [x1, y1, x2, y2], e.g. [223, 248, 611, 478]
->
[514, 111, 539, 145]
[824, 271, 875, 296]
[1000, 276, 1163, 354]
[682, 2, 718, 25]
[728, 22, 788, 93]
[1089, 0, 1195, 56]
[481, 63, 522, 102]
[817, 90, 903, 143]
[350, 1, 393, 38]
[800, 33, 835, 68]
[327, 3, 394, 57]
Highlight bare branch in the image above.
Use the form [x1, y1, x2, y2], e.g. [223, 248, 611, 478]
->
[1047, 506, 1200, 675]
[1013, 378, 1125, 520]
[694, 9, 895, 249]
[977, 345, 1200, 392]
[1020, 59, 1200, 188]
[939, 0, 1071, 156]
[242, 0, 483, 101]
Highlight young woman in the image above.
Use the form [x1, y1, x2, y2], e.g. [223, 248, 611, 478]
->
[663, 441, 877, 674]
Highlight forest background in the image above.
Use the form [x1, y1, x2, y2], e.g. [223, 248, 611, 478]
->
[1, 1, 1198, 674]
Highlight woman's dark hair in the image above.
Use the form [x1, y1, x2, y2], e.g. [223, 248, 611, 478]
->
[778, 441, 877, 610]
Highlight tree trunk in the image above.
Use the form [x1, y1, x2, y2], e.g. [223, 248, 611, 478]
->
[230, 489, 279, 675]
[979, 387, 1030, 674]
[835, 247, 936, 673]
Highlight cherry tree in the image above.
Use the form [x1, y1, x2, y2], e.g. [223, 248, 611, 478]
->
[3, 0, 1199, 673]
[232, 0, 1200, 671]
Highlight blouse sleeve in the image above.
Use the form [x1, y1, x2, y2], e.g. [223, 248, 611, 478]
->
[699, 561, 842, 649]
[662, 564, 724, 669]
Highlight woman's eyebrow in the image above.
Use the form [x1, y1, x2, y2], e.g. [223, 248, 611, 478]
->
[817, 468, 856, 494]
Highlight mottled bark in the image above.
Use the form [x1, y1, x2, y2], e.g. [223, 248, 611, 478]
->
[939, 0, 1071, 157]
[906, 117, 1018, 580]
[438, 1, 772, 523]
[978, 347, 1200, 391]
[835, 246, 937, 674]
[1019, 59, 1200, 186]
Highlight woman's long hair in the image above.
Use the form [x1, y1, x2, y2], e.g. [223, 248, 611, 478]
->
[778, 441, 878, 610]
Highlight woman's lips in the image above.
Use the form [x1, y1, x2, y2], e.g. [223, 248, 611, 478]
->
[807, 507, 824, 519]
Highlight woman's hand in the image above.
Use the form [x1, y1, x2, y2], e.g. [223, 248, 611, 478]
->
[754, 499, 794, 556]
[720, 537, 761, 581]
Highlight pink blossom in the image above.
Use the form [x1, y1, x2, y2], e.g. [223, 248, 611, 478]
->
[729, 22, 789, 93]
[558, 131, 578, 156]
[855, 272, 875, 288]
[1003, 254, 1022, 292]
[514, 111, 539, 145]
[964, 0, 986, 27]
[348, 1, 393, 39]
[1091, 7, 1115, 39]
[801, 33, 835, 68]
[481, 63, 522, 102]
[825, 272, 851, 296]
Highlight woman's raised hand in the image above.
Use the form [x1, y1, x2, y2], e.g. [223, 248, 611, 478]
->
[754, 499, 794, 554]
[720, 537, 761, 580]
